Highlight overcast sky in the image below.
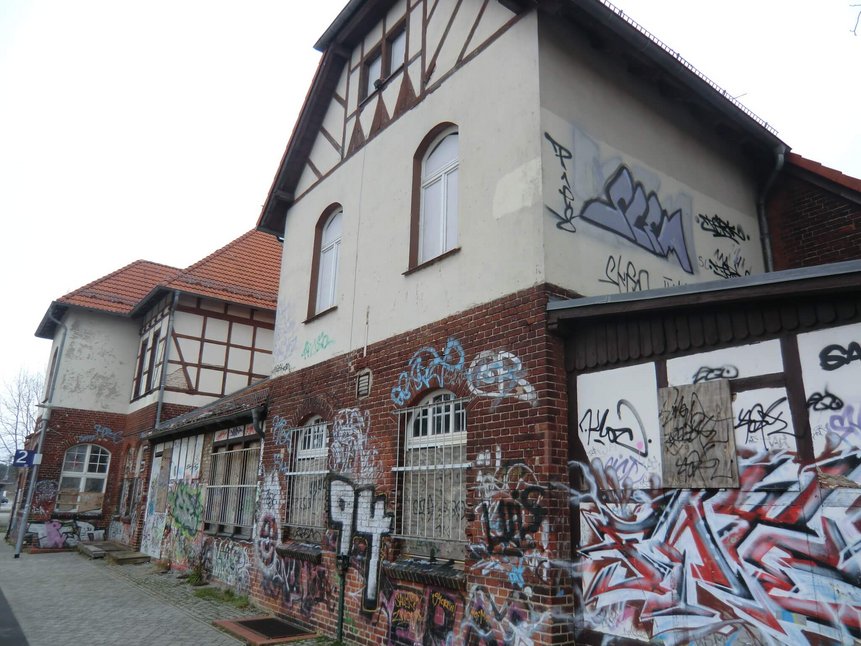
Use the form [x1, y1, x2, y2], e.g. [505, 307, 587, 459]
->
[0, 1, 858, 390]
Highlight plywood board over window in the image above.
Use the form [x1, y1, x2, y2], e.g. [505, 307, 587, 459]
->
[658, 380, 738, 489]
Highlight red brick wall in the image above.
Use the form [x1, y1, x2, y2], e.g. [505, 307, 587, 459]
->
[767, 172, 861, 270]
[243, 284, 574, 645]
[16, 408, 128, 542]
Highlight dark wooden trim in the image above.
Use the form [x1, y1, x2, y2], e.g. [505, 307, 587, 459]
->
[403, 246, 460, 276]
[780, 335, 814, 465]
[319, 126, 342, 156]
[303, 305, 338, 325]
[458, 0, 489, 64]
[425, 0, 463, 85]
[728, 373, 785, 393]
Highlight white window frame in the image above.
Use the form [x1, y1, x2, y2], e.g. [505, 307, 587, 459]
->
[282, 417, 329, 535]
[203, 439, 260, 537]
[315, 210, 342, 314]
[394, 391, 468, 557]
[56, 444, 111, 513]
[418, 130, 459, 264]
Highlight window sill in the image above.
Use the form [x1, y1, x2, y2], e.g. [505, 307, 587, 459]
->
[303, 305, 337, 324]
[358, 67, 404, 107]
[403, 247, 461, 276]
[276, 541, 322, 564]
[383, 558, 465, 591]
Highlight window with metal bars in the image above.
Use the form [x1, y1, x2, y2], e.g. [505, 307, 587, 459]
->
[394, 391, 468, 560]
[203, 439, 259, 538]
[279, 417, 329, 541]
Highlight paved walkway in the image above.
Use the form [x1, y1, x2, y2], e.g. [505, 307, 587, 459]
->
[0, 539, 332, 646]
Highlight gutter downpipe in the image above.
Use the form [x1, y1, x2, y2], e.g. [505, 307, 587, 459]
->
[15, 311, 68, 558]
[757, 145, 787, 272]
[154, 291, 180, 430]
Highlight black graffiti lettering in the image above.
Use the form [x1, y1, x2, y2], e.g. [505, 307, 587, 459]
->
[735, 397, 790, 448]
[599, 255, 650, 294]
[696, 213, 750, 244]
[819, 342, 861, 371]
[675, 451, 722, 480]
[579, 165, 693, 274]
[544, 132, 577, 233]
[579, 399, 649, 457]
[806, 390, 844, 411]
[692, 365, 739, 384]
[660, 391, 724, 454]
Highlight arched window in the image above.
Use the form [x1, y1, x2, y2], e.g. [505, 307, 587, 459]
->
[419, 130, 458, 264]
[395, 390, 467, 558]
[56, 444, 111, 513]
[309, 207, 342, 317]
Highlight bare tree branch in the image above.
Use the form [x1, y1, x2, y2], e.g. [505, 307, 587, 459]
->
[0, 369, 44, 464]
[852, 4, 861, 36]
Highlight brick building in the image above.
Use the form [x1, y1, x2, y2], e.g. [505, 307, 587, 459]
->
[15, 230, 280, 549]
[19, 1, 861, 645]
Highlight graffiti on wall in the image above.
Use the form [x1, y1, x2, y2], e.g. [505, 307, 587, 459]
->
[696, 212, 750, 244]
[580, 165, 693, 274]
[577, 363, 662, 488]
[328, 408, 379, 482]
[29, 480, 58, 517]
[202, 537, 252, 595]
[471, 446, 550, 590]
[77, 423, 121, 443]
[167, 482, 203, 538]
[462, 585, 549, 646]
[26, 519, 104, 548]
[799, 323, 861, 459]
[391, 338, 536, 408]
[141, 512, 166, 558]
[328, 476, 393, 612]
[381, 579, 461, 646]
[272, 299, 299, 375]
[466, 351, 536, 406]
[571, 436, 861, 644]
[301, 332, 334, 359]
[658, 380, 738, 488]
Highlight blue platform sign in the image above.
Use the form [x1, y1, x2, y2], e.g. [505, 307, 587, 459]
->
[12, 450, 37, 467]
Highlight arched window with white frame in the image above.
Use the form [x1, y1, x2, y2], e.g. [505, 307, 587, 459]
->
[56, 444, 111, 513]
[312, 208, 342, 316]
[418, 129, 459, 264]
[394, 390, 467, 559]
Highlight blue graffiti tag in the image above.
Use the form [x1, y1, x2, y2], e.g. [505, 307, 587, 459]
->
[391, 338, 465, 406]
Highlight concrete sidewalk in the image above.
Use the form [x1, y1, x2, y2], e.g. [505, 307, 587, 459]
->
[0, 538, 257, 646]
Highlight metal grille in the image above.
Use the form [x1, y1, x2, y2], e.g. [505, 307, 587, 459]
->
[394, 394, 468, 547]
[280, 421, 329, 531]
[204, 443, 259, 532]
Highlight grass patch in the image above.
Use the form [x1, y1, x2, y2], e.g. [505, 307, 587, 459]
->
[193, 586, 250, 609]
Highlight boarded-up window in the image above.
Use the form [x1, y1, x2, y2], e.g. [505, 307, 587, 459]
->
[658, 380, 738, 488]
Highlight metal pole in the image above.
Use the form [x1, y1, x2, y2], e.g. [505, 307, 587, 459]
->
[336, 554, 349, 642]
[14, 416, 49, 558]
[15, 310, 67, 558]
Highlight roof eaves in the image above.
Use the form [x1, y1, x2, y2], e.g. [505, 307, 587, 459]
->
[548, 260, 861, 325]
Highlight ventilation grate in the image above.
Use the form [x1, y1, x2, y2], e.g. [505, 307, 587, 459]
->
[356, 369, 372, 398]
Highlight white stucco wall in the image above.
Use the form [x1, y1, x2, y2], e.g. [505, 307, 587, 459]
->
[48, 309, 139, 413]
[537, 17, 764, 297]
[273, 13, 544, 375]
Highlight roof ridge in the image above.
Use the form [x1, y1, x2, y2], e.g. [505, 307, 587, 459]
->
[59, 259, 181, 302]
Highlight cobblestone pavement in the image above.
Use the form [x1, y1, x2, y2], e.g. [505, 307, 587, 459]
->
[0, 538, 335, 646]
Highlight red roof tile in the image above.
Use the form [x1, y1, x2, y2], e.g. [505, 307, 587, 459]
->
[58, 260, 180, 315]
[786, 152, 861, 195]
[161, 230, 282, 310]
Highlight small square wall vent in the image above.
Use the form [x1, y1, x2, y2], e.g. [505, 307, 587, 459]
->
[356, 369, 372, 398]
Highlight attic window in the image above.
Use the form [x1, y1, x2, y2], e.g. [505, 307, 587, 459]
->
[361, 21, 407, 100]
[356, 369, 372, 398]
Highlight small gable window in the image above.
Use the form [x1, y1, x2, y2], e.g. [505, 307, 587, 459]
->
[361, 21, 407, 100]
